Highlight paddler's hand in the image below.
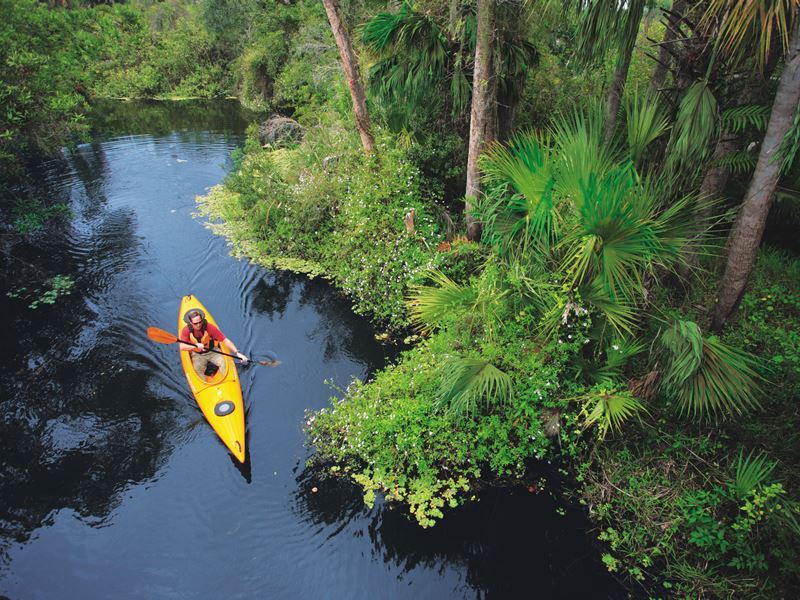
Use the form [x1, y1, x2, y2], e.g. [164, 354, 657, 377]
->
[237, 352, 249, 364]
[195, 343, 205, 352]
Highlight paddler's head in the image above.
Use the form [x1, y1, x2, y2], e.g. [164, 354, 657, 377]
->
[184, 309, 207, 331]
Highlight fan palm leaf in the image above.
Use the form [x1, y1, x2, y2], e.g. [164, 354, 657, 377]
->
[559, 169, 658, 298]
[581, 387, 647, 440]
[624, 91, 671, 165]
[407, 270, 477, 333]
[480, 132, 559, 250]
[437, 356, 514, 418]
[660, 320, 762, 419]
[591, 338, 647, 385]
[578, 279, 638, 338]
[362, 3, 451, 114]
[550, 104, 622, 207]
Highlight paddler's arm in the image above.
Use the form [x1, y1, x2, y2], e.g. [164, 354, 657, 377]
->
[222, 338, 248, 364]
[178, 337, 203, 353]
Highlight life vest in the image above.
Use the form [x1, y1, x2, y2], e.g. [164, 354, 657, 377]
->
[188, 324, 215, 351]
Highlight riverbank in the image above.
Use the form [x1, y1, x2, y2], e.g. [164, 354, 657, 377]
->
[200, 117, 800, 596]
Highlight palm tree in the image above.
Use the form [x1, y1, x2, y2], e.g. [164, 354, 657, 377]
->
[465, 0, 496, 241]
[478, 106, 689, 337]
[711, 3, 800, 329]
[362, 1, 537, 134]
[322, 0, 376, 156]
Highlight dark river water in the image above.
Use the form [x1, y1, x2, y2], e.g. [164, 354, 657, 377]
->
[1, 100, 625, 599]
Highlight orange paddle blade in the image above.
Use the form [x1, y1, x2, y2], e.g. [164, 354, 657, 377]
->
[147, 326, 180, 344]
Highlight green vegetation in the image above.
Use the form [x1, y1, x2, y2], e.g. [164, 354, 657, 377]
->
[4, 0, 800, 596]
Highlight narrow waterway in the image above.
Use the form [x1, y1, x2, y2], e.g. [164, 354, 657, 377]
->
[1, 100, 625, 599]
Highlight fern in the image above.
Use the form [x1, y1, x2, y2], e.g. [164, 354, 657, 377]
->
[720, 105, 770, 133]
[714, 149, 757, 174]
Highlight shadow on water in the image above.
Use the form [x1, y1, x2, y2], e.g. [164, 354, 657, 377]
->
[293, 468, 626, 598]
[0, 135, 180, 565]
[250, 271, 392, 368]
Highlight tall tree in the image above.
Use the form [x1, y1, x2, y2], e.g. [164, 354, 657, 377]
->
[465, 0, 496, 241]
[323, 0, 376, 156]
[360, 2, 535, 138]
[712, 4, 800, 329]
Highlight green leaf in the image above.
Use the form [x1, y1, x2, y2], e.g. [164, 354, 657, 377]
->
[581, 388, 647, 439]
[659, 320, 762, 419]
[731, 449, 776, 499]
[437, 356, 513, 418]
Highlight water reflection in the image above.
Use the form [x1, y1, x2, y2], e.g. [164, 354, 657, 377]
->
[293, 467, 625, 599]
[88, 99, 261, 138]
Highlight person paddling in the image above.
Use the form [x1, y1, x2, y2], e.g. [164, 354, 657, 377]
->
[179, 308, 248, 376]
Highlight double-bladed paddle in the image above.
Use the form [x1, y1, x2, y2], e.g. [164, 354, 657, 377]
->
[146, 326, 280, 367]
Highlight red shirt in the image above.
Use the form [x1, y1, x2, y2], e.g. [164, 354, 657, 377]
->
[180, 322, 226, 345]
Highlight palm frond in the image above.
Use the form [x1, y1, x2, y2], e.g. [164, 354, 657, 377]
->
[731, 448, 777, 499]
[577, 0, 646, 65]
[704, 0, 799, 69]
[578, 279, 638, 338]
[497, 38, 539, 107]
[581, 388, 647, 440]
[437, 356, 514, 418]
[560, 168, 657, 298]
[624, 91, 671, 165]
[407, 270, 477, 333]
[648, 189, 696, 270]
[551, 102, 621, 207]
[720, 105, 771, 133]
[667, 80, 719, 171]
[480, 132, 559, 250]
[659, 320, 762, 420]
[362, 3, 450, 116]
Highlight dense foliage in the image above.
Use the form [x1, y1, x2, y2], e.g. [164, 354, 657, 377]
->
[4, 0, 800, 596]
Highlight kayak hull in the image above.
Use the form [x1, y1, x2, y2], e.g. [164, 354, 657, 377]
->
[179, 295, 246, 463]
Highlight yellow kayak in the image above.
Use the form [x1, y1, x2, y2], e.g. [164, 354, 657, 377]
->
[178, 294, 246, 463]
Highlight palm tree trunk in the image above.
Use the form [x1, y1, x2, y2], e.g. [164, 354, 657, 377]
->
[465, 0, 496, 241]
[686, 78, 761, 268]
[711, 23, 800, 330]
[604, 48, 633, 143]
[698, 131, 738, 209]
[323, 0, 376, 156]
[649, 0, 687, 93]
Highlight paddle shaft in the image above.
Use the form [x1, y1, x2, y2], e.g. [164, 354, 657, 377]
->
[146, 326, 277, 366]
[177, 339, 249, 362]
